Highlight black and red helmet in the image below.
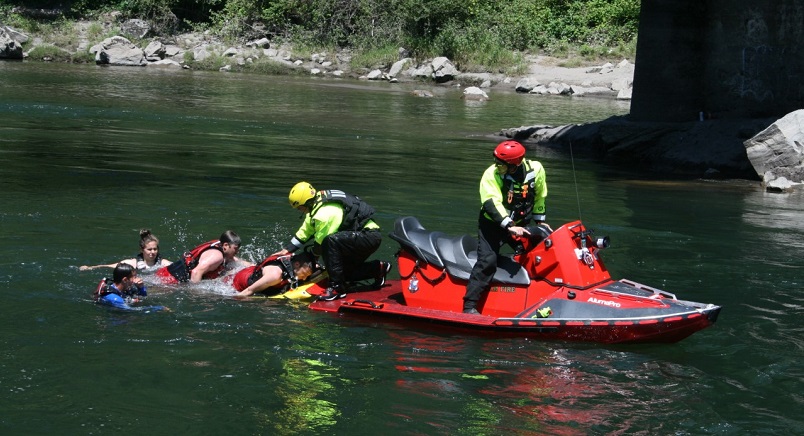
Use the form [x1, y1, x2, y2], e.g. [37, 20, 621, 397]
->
[493, 140, 526, 166]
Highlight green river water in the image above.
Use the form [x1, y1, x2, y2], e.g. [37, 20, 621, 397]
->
[1, 61, 802, 435]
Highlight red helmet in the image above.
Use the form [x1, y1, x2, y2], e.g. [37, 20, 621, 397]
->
[493, 140, 526, 166]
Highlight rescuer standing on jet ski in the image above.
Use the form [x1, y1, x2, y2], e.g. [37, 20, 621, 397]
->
[463, 140, 548, 314]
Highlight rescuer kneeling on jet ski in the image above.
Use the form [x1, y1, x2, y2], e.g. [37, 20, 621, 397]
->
[274, 182, 390, 301]
[463, 141, 549, 314]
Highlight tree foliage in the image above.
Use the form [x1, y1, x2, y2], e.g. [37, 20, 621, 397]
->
[2, 0, 640, 64]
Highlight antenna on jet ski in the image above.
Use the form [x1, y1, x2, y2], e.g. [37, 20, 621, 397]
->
[569, 141, 583, 222]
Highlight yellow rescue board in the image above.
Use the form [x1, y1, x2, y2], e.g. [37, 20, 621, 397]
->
[258, 272, 327, 301]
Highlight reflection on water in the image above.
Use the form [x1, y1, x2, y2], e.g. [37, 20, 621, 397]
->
[743, 188, 804, 235]
[1, 61, 802, 434]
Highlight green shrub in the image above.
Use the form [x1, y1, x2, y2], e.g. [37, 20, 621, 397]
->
[188, 53, 229, 71]
[27, 44, 73, 62]
[349, 44, 400, 70]
[72, 49, 96, 63]
[86, 22, 106, 41]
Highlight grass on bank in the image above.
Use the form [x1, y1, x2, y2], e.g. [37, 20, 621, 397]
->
[181, 49, 307, 76]
[26, 44, 94, 63]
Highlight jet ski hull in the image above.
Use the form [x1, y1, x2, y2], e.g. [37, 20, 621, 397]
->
[306, 217, 721, 344]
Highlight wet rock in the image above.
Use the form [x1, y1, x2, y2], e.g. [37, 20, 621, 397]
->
[515, 77, 539, 93]
[764, 176, 798, 192]
[501, 116, 769, 179]
[462, 86, 489, 101]
[744, 109, 804, 191]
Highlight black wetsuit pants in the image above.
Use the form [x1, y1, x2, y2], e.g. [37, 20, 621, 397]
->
[463, 214, 519, 310]
[321, 228, 382, 290]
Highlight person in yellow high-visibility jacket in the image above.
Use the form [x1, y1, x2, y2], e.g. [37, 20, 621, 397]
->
[274, 182, 390, 301]
[463, 141, 548, 314]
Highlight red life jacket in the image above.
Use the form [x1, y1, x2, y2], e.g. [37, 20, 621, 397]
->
[155, 240, 226, 284]
[184, 239, 226, 280]
[231, 254, 295, 294]
[93, 278, 112, 301]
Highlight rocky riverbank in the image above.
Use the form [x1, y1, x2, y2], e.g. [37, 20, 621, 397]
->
[1, 18, 635, 96]
[3, 19, 801, 190]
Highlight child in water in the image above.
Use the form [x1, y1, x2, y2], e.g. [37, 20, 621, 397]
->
[94, 263, 166, 311]
[80, 229, 172, 273]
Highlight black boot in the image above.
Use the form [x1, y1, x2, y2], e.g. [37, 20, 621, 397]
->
[463, 301, 480, 314]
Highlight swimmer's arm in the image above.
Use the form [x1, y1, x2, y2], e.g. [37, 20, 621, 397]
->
[79, 258, 136, 271]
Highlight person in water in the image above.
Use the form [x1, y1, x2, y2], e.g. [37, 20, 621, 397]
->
[463, 140, 549, 314]
[230, 251, 317, 297]
[94, 263, 165, 311]
[156, 230, 245, 284]
[80, 229, 172, 272]
[273, 181, 390, 301]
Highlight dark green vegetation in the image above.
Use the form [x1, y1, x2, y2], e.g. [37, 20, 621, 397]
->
[2, 0, 639, 71]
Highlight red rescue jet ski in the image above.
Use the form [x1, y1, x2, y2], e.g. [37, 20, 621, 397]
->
[308, 216, 721, 344]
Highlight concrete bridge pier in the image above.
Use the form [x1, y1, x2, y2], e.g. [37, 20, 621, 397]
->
[631, 0, 804, 122]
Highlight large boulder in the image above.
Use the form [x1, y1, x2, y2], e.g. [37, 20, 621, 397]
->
[2, 25, 29, 44]
[164, 44, 183, 58]
[94, 36, 146, 66]
[515, 77, 539, 93]
[143, 40, 165, 61]
[744, 109, 804, 191]
[0, 26, 25, 59]
[431, 57, 459, 83]
[388, 57, 411, 78]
